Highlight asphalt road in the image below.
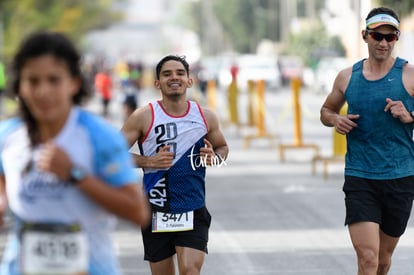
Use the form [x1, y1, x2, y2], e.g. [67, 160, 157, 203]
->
[110, 85, 414, 274]
[2, 85, 414, 274]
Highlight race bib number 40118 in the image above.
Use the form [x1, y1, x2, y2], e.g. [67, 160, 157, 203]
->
[152, 211, 194, 233]
[20, 223, 88, 275]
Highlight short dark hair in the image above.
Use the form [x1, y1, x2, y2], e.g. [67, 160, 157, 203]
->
[155, 55, 189, 80]
[366, 7, 400, 23]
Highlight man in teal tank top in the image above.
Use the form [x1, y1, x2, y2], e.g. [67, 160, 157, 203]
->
[320, 6, 414, 275]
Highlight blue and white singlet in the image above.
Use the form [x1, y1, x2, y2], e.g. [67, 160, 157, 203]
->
[0, 107, 139, 275]
[139, 100, 208, 213]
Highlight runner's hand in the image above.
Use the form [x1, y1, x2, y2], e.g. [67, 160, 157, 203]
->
[151, 145, 174, 169]
[199, 139, 215, 166]
[334, 114, 359, 135]
[37, 142, 72, 180]
[384, 98, 412, 123]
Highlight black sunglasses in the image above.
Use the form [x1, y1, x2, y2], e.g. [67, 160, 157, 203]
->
[367, 31, 399, 42]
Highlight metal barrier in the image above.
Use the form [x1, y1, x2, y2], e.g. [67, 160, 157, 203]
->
[206, 79, 217, 112]
[243, 80, 279, 148]
[227, 79, 239, 125]
[312, 104, 347, 179]
[278, 77, 320, 161]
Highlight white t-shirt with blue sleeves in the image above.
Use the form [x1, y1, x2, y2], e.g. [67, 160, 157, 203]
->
[0, 107, 139, 275]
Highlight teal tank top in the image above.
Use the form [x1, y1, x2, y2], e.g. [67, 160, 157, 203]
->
[345, 57, 414, 179]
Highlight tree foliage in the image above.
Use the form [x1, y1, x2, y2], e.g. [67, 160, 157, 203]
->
[374, 0, 414, 18]
[180, 0, 328, 55]
[0, 0, 125, 60]
[212, 0, 278, 53]
[287, 21, 345, 67]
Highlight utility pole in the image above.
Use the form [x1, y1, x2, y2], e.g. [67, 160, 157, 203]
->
[200, 0, 225, 55]
[268, 0, 280, 41]
[279, 0, 297, 44]
[305, 0, 316, 19]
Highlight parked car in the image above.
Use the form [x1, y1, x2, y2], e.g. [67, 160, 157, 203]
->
[196, 54, 236, 89]
[314, 57, 351, 94]
[236, 54, 282, 90]
[278, 56, 304, 86]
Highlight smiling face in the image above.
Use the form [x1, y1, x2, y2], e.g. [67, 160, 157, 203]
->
[363, 25, 399, 62]
[18, 54, 80, 125]
[154, 60, 193, 100]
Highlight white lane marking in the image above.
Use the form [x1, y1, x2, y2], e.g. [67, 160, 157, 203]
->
[209, 227, 414, 252]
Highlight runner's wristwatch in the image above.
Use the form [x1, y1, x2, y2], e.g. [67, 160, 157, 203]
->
[69, 166, 87, 184]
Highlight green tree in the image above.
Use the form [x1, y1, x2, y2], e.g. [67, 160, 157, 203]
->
[286, 21, 345, 67]
[374, 0, 414, 18]
[177, 0, 279, 54]
[0, 0, 125, 60]
[211, 0, 291, 53]
[179, 0, 326, 55]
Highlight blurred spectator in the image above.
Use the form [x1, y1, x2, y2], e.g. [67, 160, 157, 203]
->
[94, 67, 113, 117]
[115, 60, 130, 93]
[230, 62, 239, 82]
[129, 61, 144, 91]
[82, 61, 99, 96]
[191, 61, 208, 95]
[122, 93, 137, 121]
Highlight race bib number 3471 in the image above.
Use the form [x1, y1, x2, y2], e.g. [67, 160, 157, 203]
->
[152, 211, 194, 233]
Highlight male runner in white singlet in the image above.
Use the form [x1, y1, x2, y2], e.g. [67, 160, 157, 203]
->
[121, 55, 229, 275]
